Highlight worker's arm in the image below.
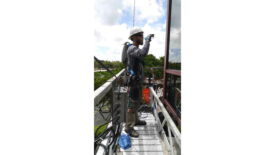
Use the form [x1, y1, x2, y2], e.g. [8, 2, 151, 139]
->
[129, 40, 150, 58]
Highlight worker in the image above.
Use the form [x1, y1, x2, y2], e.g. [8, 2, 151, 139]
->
[125, 27, 154, 137]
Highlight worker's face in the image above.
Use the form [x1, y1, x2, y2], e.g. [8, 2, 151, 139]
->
[133, 33, 144, 45]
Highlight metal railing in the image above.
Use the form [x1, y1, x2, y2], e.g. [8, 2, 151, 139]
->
[94, 69, 125, 155]
[94, 69, 125, 105]
[94, 70, 181, 155]
[149, 87, 181, 155]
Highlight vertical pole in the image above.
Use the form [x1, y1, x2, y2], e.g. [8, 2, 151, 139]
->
[163, 0, 172, 100]
[168, 126, 175, 155]
[133, 0, 135, 27]
[149, 88, 153, 107]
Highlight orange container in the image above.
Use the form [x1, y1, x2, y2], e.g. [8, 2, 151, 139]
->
[142, 88, 150, 104]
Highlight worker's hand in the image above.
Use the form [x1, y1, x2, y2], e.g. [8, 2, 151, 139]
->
[145, 34, 154, 42]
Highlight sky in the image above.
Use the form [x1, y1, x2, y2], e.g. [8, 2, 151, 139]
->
[94, 0, 167, 61]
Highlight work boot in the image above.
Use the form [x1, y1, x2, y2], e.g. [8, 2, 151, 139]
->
[135, 120, 147, 126]
[125, 128, 139, 138]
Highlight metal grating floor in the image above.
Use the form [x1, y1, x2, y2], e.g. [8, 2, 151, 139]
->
[120, 112, 164, 155]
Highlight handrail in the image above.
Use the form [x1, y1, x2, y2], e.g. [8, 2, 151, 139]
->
[94, 69, 125, 105]
[149, 87, 181, 154]
[95, 69, 125, 155]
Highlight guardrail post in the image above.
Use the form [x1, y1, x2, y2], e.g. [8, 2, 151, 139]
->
[168, 126, 174, 155]
[148, 87, 181, 154]
[150, 88, 154, 108]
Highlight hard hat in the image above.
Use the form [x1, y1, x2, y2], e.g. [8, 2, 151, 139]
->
[129, 27, 144, 39]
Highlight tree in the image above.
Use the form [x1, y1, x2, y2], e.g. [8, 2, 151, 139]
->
[159, 56, 164, 66]
[144, 54, 160, 67]
[143, 54, 164, 79]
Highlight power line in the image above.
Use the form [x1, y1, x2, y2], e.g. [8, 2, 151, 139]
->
[133, 0, 135, 27]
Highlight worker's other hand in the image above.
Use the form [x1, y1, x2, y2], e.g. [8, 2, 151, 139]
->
[145, 34, 154, 42]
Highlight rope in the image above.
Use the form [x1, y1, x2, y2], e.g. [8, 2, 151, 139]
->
[133, 0, 135, 27]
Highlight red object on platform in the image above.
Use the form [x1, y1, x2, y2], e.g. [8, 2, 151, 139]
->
[142, 88, 150, 104]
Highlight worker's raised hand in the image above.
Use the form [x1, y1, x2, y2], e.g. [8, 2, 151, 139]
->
[145, 34, 154, 42]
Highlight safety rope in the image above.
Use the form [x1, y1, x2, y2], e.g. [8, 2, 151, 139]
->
[133, 0, 135, 27]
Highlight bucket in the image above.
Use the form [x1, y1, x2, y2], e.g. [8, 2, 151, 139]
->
[142, 88, 150, 104]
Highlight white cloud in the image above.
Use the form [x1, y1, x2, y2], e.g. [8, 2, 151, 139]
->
[94, 0, 166, 61]
[143, 24, 166, 58]
[122, 0, 165, 24]
[94, 24, 130, 61]
[169, 0, 181, 49]
[94, 0, 124, 25]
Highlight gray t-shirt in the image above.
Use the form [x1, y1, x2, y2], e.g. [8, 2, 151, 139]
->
[127, 40, 150, 85]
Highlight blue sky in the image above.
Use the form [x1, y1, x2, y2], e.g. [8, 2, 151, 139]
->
[94, 0, 167, 61]
[119, 0, 166, 28]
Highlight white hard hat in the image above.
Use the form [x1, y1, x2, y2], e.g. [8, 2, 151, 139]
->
[129, 27, 144, 39]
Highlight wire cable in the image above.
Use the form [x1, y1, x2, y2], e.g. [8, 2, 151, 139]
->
[133, 0, 135, 27]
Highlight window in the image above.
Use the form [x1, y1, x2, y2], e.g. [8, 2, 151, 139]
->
[163, 0, 181, 122]
[166, 74, 181, 116]
[168, 0, 181, 70]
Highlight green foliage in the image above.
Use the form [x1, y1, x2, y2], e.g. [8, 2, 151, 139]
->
[144, 54, 161, 67]
[169, 62, 181, 70]
[154, 69, 164, 79]
[94, 55, 165, 89]
[155, 56, 164, 79]
[94, 124, 108, 137]
[159, 56, 164, 66]
[94, 59, 124, 90]
[94, 68, 122, 90]
[144, 55, 164, 79]
[94, 60, 124, 70]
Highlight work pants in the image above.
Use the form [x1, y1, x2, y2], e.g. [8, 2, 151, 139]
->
[125, 85, 142, 130]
